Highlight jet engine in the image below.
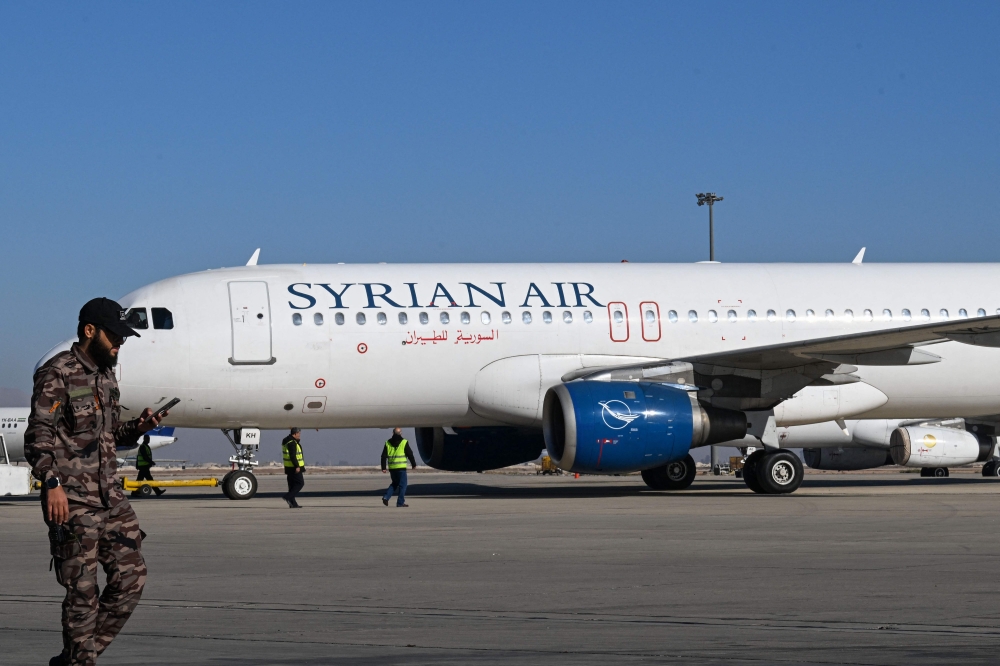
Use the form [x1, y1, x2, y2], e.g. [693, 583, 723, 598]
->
[889, 425, 980, 467]
[414, 427, 545, 472]
[542, 381, 746, 474]
[803, 446, 893, 470]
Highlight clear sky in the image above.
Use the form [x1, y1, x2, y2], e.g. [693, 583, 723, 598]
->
[2, 0, 999, 400]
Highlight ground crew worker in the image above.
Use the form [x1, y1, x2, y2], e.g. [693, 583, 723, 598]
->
[381, 428, 416, 507]
[131, 435, 164, 497]
[25, 297, 164, 666]
[281, 427, 305, 508]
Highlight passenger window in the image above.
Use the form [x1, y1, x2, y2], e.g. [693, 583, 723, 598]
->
[419, 312, 429, 325]
[688, 310, 699, 323]
[313, 313, 323, 325]
[398, 312, 408, 325]
[727, 310, 737, 322]
[440, 312, 450, 324]
[708, 310, 718, 323]
[901, 309, 911, 321]
[522, 311, 532, 324]
[920, 309, 930, 320]
[785, 309, 796, 321]
[845, 309, 854, 320]
[668, 310, 679, 323]
[978, 308, 987, 317]
[502, 311, 512, 324]
[481, 311, 491, 325]
[939, 309, 949, 319]
[863, 309, 873, 321]
[377, 312, 387, 325]
[542, 311, 553, 324]
[151, 308, 173, 330]
[883, 309, 892, 321]
[583, 311, 593, 323]
[292, 313, 302, 326]
[126, 308, 149, 329]
[460, 312, 471, 324]
[805, 309, 815, 320]
[747, 309, 757, 321]
[766, 309, 776, 322]
[825, 309, 834, 319]
[335, 313, 345, 325]
[563, 311, 573, 323]
[959, 308, 968, 318]
[613, 310, 623, 324]
[356, 312, 366, 325]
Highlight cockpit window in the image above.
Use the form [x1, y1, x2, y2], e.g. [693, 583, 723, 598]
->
[152, 308, 174, 330]
[126, 308, 149, 329]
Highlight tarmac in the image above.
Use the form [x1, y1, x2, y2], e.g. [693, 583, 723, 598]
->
[2, 470, 1000, 665]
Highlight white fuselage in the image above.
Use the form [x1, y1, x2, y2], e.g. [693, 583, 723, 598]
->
[36, 262, 1000, 431]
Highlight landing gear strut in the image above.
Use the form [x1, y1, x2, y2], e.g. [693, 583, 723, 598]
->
[743, 449, 803, 495]
[220, 429, 260, 500]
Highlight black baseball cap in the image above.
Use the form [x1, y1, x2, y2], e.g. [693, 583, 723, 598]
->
[79, 297, 141, 339]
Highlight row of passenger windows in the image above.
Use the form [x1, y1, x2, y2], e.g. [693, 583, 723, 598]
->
[293, 310, 596, 327]
[125, 307, 175, 330]
[666, 307, 996, 323]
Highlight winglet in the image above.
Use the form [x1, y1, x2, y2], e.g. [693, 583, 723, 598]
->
[246, 248, 261, 266]
[852, 247, 865, 264]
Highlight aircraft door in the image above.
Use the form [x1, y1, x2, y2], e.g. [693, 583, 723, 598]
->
[608, 302, 629, 342]
[640, 302, 660, 341]
[228, 281, 275, 364]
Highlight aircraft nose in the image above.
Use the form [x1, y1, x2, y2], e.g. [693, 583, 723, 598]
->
[35, 338, 75, 373]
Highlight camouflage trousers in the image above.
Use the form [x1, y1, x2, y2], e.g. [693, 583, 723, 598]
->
[47, 500, 147, 666]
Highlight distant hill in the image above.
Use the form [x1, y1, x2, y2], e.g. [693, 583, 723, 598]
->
[0, 388, 30, 407]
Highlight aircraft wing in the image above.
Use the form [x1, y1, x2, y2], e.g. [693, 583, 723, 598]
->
[684, 314, 1000, 371]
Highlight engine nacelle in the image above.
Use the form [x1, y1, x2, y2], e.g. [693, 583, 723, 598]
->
[889, 425, 980, 467]
[542, 381, 747, 474]
[803, 446, 892, 470]
[414, 427, 545, 472]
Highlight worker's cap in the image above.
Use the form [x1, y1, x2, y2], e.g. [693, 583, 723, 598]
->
[79, 297, 140, 339]
[290, 427, 301, 434]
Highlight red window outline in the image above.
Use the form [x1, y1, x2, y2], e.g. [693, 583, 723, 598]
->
[640, 301, 661, 342]
[608, 302, 629, 342]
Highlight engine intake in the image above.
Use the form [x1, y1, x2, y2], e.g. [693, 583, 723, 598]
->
[415, 427, 545, 472]
[890, 425, 980, 468]
[543, 381, 747, 474]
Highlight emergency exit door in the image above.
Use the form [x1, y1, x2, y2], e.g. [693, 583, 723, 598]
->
[228, 282, 275, 364]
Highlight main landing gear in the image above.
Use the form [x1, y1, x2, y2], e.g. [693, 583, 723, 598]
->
[920, 467, 949, 478]
[983, 461, 1000, 477]
[220, 429, 260, 500]
[743, 449, 804, 495]
[641, 454, 698, 491]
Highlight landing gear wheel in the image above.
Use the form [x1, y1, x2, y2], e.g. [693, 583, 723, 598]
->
[220, 471, 236, 499]
[755, 450, 804, 494]
[641, 454, 697, 491]
[224, 471, 258, 500]
[983, 461, 1000, 477]
[139, 484, 153, 498]
[742, 450, 767, 494]
[933, 467, 949, 478]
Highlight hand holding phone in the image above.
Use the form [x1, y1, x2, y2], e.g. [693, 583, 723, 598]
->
[150, 397, 181, 421]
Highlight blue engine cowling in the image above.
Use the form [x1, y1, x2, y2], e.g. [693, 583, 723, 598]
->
[542, 381, 747, 474]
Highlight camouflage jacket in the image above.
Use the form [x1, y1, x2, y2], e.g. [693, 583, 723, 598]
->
[25, 343, 142, 508]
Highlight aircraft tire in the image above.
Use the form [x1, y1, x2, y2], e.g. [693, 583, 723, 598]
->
[755, 451, 803, 495]
[220, 471, 236, 499]
[224, 471, 258, 500]
[662, 454, 697, 490]
[933, 467, 949, 478]
[983, 461, 1000, 477]
[641, 467, 669, 490]
[742, 450, 767, 494]
[920, 468, 931, 478]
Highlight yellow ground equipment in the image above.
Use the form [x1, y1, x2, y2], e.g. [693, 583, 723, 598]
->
[122, 476, 220, 498]
[537, 456, 562, 475]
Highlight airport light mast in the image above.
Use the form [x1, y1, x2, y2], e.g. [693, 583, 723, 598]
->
[697, 191, 724, 475]
[696, 192, 724, 262]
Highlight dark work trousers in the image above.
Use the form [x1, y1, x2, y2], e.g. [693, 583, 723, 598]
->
[132, 467, 163, 496]
[383, 469, 408, 506]
[284, 471, 304, 503]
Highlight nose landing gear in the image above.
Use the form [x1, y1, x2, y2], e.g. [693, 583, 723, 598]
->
[220, 429, 260, 500]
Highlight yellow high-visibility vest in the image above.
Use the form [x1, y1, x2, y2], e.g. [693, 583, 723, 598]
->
[282, 437, 304, 469]
[385, 439, 409, 470]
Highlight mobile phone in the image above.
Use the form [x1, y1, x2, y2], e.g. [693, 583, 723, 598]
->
[150, 397, 180, 421]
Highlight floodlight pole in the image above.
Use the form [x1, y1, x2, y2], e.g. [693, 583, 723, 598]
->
[696, 192, 724, 474]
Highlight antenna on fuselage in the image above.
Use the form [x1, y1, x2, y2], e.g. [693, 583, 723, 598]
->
[246, 248, 261, 266]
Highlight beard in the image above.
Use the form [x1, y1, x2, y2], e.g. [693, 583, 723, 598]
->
[90, 335, 118, 370]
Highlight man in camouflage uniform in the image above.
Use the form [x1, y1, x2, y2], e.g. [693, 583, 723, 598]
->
[25, 298, 166, 666]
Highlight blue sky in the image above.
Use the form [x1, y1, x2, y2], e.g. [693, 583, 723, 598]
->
[2, 1, 999, 397]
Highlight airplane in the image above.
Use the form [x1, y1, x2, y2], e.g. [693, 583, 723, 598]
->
[1, 407, 177, 464]
[31, 250, 1000, 499]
